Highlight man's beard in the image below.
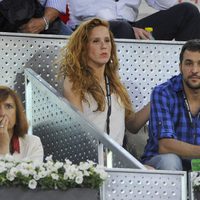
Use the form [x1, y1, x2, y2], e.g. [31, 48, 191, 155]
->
[183, 76, 200, 90]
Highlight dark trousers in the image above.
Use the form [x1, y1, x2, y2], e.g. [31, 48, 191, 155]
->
[109, 3, 200, 41]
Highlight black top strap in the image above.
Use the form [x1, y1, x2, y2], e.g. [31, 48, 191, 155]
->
[105, 75, 111, 135]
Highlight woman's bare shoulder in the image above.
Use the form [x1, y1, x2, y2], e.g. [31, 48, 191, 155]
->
[63, 76, 83, 111]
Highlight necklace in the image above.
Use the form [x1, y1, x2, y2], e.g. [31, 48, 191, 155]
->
[183, 91, 194, 127]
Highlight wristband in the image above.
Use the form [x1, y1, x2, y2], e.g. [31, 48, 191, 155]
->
[42, 16, 49, 30]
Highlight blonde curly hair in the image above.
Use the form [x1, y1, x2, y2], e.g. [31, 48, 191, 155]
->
[58, 18, 134, 118]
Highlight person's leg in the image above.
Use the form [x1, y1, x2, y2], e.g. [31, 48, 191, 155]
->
[109, 20, 135, 39]
[59, 22, 73, 35]
[182, 159, 192, 171]
[144, 153, 183, 170]
[135, 3, 200, 41]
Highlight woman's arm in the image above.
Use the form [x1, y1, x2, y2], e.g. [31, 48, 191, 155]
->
[63, 77, 83, 112]
[125, 102, 150, 134]
[0, 115, 10, 155]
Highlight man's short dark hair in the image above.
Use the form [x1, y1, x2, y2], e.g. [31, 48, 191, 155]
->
[179, 39, 200, 63]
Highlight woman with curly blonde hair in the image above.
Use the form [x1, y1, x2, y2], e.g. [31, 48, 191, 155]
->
[59, 18, 149, 146]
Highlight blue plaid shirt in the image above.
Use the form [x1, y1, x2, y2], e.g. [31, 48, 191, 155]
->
[141, 74, 200, 163]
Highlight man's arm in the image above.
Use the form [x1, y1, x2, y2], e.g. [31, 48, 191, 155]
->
[20, 7, 60, 33]
[20, 0, 66, 33]
[159, 138, 200, 158]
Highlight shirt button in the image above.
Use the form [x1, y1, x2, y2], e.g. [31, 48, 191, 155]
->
[115, 0, 119, 2]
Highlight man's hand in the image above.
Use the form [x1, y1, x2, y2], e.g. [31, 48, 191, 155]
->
[133, 27, 152, 40]
[19, 7, 60, 34]
[19, 18, 45, 33]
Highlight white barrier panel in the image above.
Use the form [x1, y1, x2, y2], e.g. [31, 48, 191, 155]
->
[103, 168, 187, 200]
[25, 68, 145, 169]
[0, 32, 184, 110]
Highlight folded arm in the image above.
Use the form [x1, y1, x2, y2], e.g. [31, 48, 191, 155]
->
[20, 0, 66, 33]
[20, 7, 60, 33]
[159, 138, 200, 158]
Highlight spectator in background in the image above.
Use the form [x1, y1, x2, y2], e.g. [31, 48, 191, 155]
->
[141, 39, 200, 171]
[0, 86, 44, 163]
[0, 0, 72, 35]
[20, 0, 72, 35]
[67, 0, 200, 40]
[58, 18, 150, 147]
